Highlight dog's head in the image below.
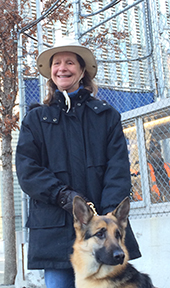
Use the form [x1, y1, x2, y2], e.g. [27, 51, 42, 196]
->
[72, 196, 130, 268]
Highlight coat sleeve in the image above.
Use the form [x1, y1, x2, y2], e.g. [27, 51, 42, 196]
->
[101, 109, 131, 214]
[15, 109, 65, 205]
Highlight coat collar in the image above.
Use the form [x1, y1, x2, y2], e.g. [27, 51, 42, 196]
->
[86, 98, 111, 114]
[51, 88, 91, 111]
[41, 89, 111, 124]
[52, 88, 111, 113]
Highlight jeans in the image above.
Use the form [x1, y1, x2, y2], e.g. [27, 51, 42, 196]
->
[44, 268, 75, 288]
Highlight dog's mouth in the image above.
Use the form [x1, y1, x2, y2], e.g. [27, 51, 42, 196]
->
[95, 247, 125, 266]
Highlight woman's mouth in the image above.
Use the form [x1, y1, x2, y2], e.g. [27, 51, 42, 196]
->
[58, 75, 71, 78]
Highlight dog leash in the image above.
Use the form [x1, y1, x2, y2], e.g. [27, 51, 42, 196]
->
[87, 202, 98, 216]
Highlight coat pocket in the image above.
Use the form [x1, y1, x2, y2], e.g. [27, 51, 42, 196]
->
[26, 199, 65, 229]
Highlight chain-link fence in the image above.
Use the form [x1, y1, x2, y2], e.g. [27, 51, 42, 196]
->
[122, 100, 170, 217]
[13, 0, 170, 227]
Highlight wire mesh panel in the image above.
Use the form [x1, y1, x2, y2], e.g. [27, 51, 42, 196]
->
[144, 108, 170, 204]
[24, 78, 40, 111]
[78, 0, 154, 99]
[123, 120, 143, 202]
[97, 88, 154, 113]
[122, 104, 170, 218]
[12, 130, 22, 231]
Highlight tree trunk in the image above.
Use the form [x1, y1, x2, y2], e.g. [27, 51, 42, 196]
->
[1, 132, 17, 284]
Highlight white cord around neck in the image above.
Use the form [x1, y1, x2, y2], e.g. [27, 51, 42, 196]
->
[62, 90, 71, 113]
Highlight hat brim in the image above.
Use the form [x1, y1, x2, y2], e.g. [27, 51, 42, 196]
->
[37, 44, 97, 79]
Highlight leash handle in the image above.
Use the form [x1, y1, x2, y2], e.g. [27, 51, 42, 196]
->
[87, 202, 98, 216]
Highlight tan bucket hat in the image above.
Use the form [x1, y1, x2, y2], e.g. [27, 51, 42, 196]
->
[37, 37, 97, 79]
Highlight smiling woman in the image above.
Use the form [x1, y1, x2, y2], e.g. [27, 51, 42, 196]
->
[16, 37, 141, 288]
[51, 52, 85, 93]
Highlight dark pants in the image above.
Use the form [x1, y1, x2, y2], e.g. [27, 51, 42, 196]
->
[44, 268, 75, 288]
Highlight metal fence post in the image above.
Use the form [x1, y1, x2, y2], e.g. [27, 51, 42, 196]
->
[73, 0, 80, 40]
[136, 117, 151, 214]
[17, 32, 28, 244]
[149, 0, 165, 99]
[36, 0, 45, 103]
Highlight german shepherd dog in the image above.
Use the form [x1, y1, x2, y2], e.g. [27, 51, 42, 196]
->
[71, 196, 155, 288]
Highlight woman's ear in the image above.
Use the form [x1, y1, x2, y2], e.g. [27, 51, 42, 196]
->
[80, 68, 85, 80]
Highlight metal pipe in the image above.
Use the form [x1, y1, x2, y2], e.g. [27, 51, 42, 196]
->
[17, 32, 28, 244]
[72, 0, 80, 40]
[36, 0, 45, 103]
[79, 0, 144, 39]
[149, 0, 165, 98]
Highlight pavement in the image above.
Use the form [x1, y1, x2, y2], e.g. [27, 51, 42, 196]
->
[0, 244, 4, 285]
[0, 240, 46, 288]
[0, 241, 15, 287]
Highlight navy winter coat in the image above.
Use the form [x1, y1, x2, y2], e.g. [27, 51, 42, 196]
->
[16, 88, 141, 269]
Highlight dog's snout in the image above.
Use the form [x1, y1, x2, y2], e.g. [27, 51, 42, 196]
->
[95, 246, 125, 266]
[113, 249, 125, 265]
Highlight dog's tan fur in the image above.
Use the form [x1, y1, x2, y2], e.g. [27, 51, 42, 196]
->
[71, 196, 154, 288]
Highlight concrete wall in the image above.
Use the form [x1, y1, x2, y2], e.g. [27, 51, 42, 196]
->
[130, 216, 170, 288]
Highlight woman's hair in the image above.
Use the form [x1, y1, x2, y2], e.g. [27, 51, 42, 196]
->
[43, 53, 98, 105]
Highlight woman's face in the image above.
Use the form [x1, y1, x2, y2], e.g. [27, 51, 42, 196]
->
[51, 51, 84, 93]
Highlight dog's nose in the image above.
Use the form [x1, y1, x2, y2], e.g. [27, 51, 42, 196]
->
[113, 249, 125, 265]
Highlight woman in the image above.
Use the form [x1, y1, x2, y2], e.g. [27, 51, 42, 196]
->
[16, 37, 141, 288]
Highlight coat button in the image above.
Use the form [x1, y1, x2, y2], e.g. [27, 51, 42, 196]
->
[53, 118, 58, 122]
[77, 103, 81, 106]
[43, 117, 47, 120]
[61, 198, 66, 205]
[94, 106, 98, 109]
[103, 103, 107, 106]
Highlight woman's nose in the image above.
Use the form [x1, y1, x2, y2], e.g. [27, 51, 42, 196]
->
[58, 62, 67, 71]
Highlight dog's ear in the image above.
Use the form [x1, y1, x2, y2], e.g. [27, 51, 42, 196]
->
[73, 196, 94, 227]
[113, 197, 130, 228]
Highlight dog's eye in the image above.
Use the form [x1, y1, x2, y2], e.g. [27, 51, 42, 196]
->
[115, 229, 121, 240]
[95, 228, 106, 239]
